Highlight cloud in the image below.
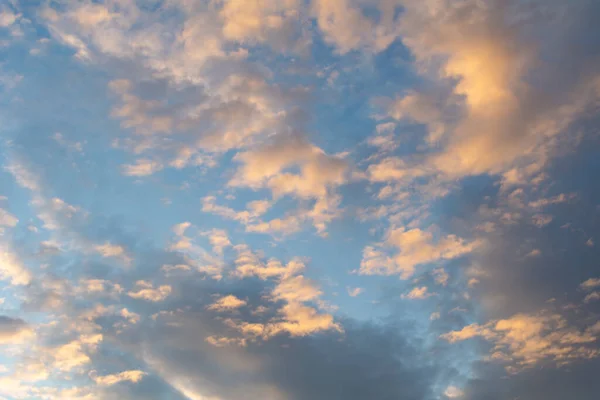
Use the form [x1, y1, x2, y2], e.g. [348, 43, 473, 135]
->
[360, 228, 480, 279]
[0, 316, 34, 344]
[583, 292, 600, 303]
[347, 287, 363, 297]
[367, 157, 428, 183]
[442, 311, 600, 371]
[0, 6, 19, 28]
[225, 252, 341, 340]
[0, 207, 18, 227]
[233, 248, 304, 280]
[230, 135, 349, 199]
[580, 278, 600, 291]
[121, 159, 164, 177]
[93, 370, 146, 386]
[402, 286, 434, 300]
[94, 242, 133, 265]
[219, 0, 306, 51]
[128, 281, 172, 302]
[444, 385, 464, 398]
[206, 295, 247, 312]
[52, 334, 103, 372]
[311, 0, 401, 54]
[432, 268, 449, 286]
[0, 245, 32, 285]
[393, 0, 600, 179]
[132, 303, 440, 400]
[203, 229, 232, 255]
[3, 1, 599, 399]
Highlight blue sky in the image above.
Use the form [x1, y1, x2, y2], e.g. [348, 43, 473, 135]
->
[1, 1, 600, 399]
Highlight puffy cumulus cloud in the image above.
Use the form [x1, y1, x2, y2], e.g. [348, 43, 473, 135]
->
[580, 277, 600, 291]
[52, 333, 103, 372]
[0, 245, 32, 285]
[230, 135, 349, 199]
[392, 0, 600, 179]
[202, 228, 232, 255]
[442, 311, 600, 372]
[402, 286, 434, 300]
[94, 241, 133, 265]
[202, 196, 271, 226]
[76, 278, 124, 297]
[233, 247, 304, 280]
[311, 0, 402, 54]
[226, 136, 350, 235]
[213, 194, 341, 237]
[583, 292, 600, 304]
[172, 222, 192, 237]
[35, 197, 83, 231]
[580, 277, 600, 304]
[444, 385, 464, 398]
[220, 250, 341, 341]
[92, 369, 146, 386]
[121, 158, 164, 177]
[128, 281, 172, 302]
[0, 6, 19, 29]
[245, 213, 303, 236]
[366, 157, 429, 183]
[107, 70, 296, 167]
[219, 0, 307, 51]
[0, 316, 34, 344]
[206, 295, 247, 312]
[360, 228, 480, 279]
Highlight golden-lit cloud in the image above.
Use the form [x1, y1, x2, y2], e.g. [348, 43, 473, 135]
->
[402, 286, 434, 300]
[360, 228, 480, 279]
[442, 312, 600, 371]
[92, 370, 146, 386]
[206, 295, 247, 312]
[128, 281, 172, 302]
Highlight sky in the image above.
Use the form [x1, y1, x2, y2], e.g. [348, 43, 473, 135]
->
[0, 0, 600, 399]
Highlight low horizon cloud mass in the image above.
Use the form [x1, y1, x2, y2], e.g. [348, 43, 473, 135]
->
[1, 1, 599, 399]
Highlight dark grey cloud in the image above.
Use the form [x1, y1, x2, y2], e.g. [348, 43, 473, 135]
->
[116, 297, 441, 400]
[463, 358, 600, 400]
